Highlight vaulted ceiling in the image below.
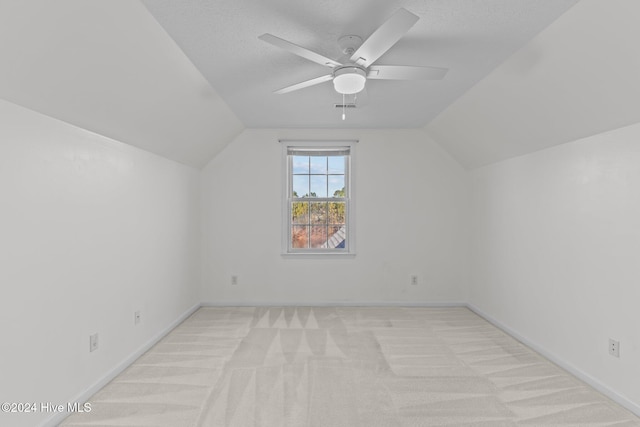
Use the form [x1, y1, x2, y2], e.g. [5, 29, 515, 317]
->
[2, 1, 639, 170]
[140, 0, 577, 129]
[0, 0, 243, 168]
[426, 0, 640, 169]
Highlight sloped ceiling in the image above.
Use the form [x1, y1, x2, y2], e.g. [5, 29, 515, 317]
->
[426, 0, 640, 169]
[5, 1, 633, 169]
[0, 0, 243, 168]
[141, 0, 577, 129]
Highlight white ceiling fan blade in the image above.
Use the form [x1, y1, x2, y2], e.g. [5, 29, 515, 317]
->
[350, 8, 419, 68]
[368, 65, 448, 80]
[274, 74, 333, 94]
[259, 34, 342, 68]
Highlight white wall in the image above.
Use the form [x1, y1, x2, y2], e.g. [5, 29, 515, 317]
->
[0, 100, 201, 427]
[469, 123, 640, 410]
[201, 128, 469, 305]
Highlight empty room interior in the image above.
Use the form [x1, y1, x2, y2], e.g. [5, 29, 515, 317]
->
[2, 0, 640, 426]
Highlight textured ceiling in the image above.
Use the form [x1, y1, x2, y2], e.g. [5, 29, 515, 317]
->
[9, 1, 624, 170]
[141, 0, 578, 129]
[426, 0, 640, 169]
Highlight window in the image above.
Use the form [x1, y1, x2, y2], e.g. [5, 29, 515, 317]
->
[282, 141, 355, 255]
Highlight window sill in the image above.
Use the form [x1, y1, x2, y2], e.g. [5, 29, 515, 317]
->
[281, 252, 356, 259]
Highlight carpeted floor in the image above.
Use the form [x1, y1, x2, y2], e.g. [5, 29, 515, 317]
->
[62, 307, 640, 426]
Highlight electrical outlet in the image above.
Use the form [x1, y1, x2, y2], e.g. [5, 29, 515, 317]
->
[609, 338, 620, 357]
[134, 311, 141, 325]
[410, 275, 419, 286]
[89, 333, 99, 352]
[231, 275, 238, 285]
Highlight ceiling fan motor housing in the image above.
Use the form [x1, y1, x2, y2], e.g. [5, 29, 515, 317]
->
[333, 66, 367, 94]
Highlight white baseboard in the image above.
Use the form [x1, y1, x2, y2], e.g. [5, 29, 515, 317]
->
[41, 302, 201, 427]
[466, 303, 640, 417]
[200, 300, 467, 307]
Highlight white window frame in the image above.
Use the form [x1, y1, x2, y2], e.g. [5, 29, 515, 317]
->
[281, 140, 356, 257]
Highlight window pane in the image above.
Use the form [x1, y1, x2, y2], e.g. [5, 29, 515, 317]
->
[310, 175, 327, 198]
[291, 225, 308, 248]
[287, 146, 351, 253]
[292, 175, 309, 198]
[310, 225, 328, 248]
[328, 156, 345, 174]
[291, 202, 309, 224]
[310, 156, 327, 174]
[328, 202, 346, 224]
[328, 225, 346, 248]
[292, 156, 309, 174]
[328, 175, 345, 198]
[310, 202, 327, 224]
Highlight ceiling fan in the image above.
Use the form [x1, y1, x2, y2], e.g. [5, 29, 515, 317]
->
[258, 8, 448, 97]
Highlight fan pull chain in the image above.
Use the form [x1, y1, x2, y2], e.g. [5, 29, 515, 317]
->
[342, 93, 346, 120]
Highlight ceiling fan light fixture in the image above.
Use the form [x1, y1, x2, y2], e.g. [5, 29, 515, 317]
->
[333, 66, 366, 95]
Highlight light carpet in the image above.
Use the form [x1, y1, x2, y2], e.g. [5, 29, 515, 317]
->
[62, 307, 640, 426]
